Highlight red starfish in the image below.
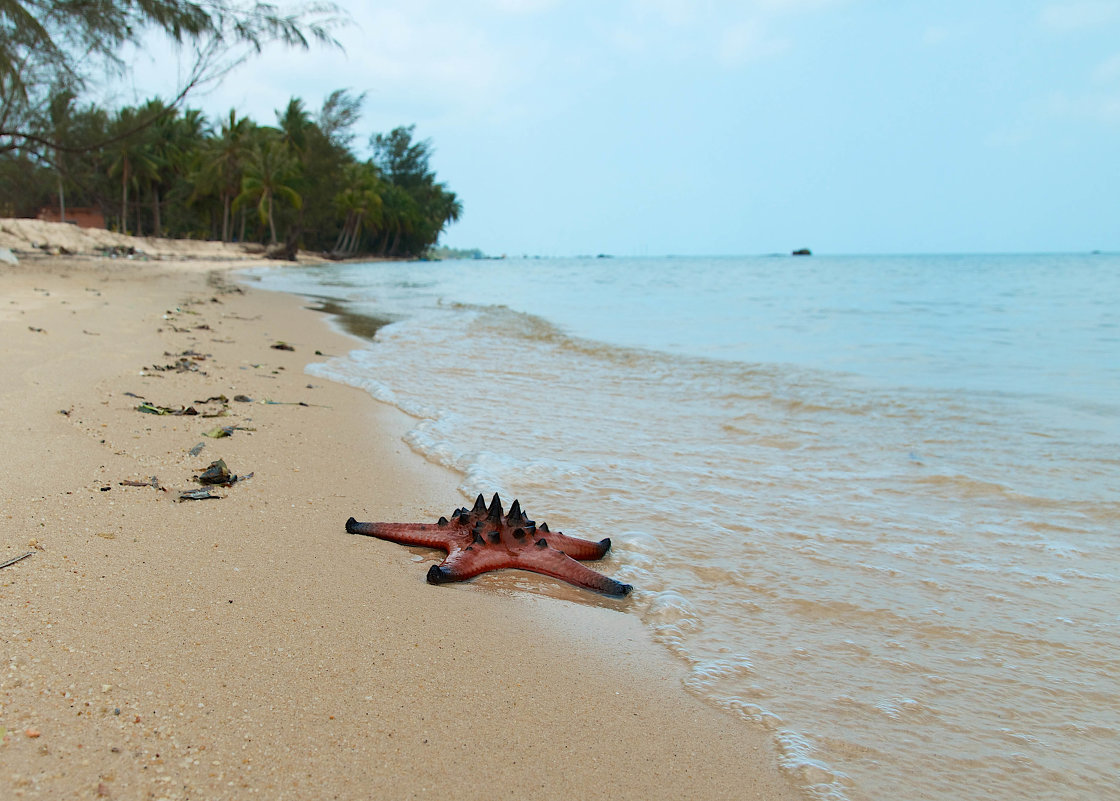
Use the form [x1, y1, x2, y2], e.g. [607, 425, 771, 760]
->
[346, 493, 632, 597]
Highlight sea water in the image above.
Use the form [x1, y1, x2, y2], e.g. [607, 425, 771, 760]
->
[250, 254, 1120, 801]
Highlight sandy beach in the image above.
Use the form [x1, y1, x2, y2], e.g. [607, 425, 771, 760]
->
[0, 220, 798, 800]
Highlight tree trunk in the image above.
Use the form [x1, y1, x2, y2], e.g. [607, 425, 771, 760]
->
[221, 193, 231, 242]
[120, 159, 129, 235]
[152, 185, 162, 238]
[348, 218, 361, 255]
[266, 193, 277, 245]
[333, 211, 354, 254]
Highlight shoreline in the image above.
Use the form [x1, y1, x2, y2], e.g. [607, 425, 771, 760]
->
[0, 232, 799, 799]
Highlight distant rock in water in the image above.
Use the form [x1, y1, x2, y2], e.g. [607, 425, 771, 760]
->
[792, 248, 812, 256]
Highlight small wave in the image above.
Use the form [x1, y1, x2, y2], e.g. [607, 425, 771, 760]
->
[873, 696, 937, 721]
[643, 590, 700, 652]
[687, 655, 755, 684]
[306, 361, 402, 408]
[774, 731, 855, 801]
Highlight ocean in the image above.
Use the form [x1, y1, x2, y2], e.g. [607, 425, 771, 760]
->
[249, 253, 1120, 801]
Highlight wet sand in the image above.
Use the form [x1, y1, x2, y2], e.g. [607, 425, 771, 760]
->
[0, 228, 799, 799]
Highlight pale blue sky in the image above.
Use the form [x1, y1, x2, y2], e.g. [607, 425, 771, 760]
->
[124, 1, 1120, 256]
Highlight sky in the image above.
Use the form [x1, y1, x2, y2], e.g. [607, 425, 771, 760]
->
[115, 0, 1120, 256]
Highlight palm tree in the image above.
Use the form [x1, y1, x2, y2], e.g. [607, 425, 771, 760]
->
[275, 97, 315, 243]
[425, 182, 462, 242]
[277, 97, 313, 159]
[142, 102, 206, 237]
[235, 129, 302, 245]
[332, 161, 384, 256]
[196, 110, 251, 241]
[107, 107, 158, 235]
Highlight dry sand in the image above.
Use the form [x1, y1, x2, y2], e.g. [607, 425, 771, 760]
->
[0, 222, 800, 800]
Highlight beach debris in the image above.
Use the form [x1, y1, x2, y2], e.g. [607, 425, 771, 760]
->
[197, 459, 231, 485]
[95, 244, 138, 258]
[0, 247, 18, 265]
[0, 552, 33, 570]
[137, 402, 198, 416]
[136, 394, 227, 417]
[189, 442, 205, 457]
[203, 424, 255, 439]
[195, 458, 253, 487]
[233, 394, 253, 402]
[192, 394, 231, 417]
[28, 326, 45, 333]
[119, 476, 163, 491]
[97, 532, 116, 539]
[266, 241, 298, 261]
[261, 399, 313, 407]
[271, 341, 295, 351]
[206, 272, 245, 295]
[178, 488, 222, 501]
[147, 350, 209, 374]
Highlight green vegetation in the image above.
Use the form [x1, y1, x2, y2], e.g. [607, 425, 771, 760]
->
[0, 91, 462, 258]
[0, 1, 461, 258]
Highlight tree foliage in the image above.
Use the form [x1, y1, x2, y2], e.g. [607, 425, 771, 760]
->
[0, 90, 463, 259]
[0, 0, 341, 159]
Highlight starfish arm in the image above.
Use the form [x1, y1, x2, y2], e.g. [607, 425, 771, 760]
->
[345, 519, 454, 552]
[513, 546, 632, 597]
[544, 531, 612, 561]
[429, 546, 518, 583]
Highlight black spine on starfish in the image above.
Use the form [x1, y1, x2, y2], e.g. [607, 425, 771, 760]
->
[486, 493, 503, 522]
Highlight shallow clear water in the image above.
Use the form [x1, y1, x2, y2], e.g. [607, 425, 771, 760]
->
[251, 254, 1120, 801]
